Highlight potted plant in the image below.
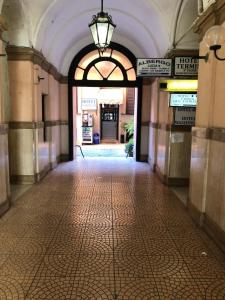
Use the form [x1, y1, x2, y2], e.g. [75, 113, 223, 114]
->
[124, 120, 134, 157]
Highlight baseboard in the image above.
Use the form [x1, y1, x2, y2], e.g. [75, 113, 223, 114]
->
[0, 198, 10, 217]
[50, 161, 57, 170]
[187, 200, 204, 226]
[140, 154, 148, 162]
[155, 166, 189, 186]
[148, 159, 156, 172]
[59, 154, 70, 162]
[203, 215, 225, 254]
[35, 163, 51, 182]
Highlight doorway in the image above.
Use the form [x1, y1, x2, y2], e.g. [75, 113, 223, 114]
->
[101, 104, 119, 141]
[68, 42, 143, 161]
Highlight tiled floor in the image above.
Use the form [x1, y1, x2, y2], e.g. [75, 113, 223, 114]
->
[1, 158, 225, 299]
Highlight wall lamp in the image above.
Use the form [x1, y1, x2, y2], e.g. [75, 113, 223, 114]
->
[38, 76, 45, 82]
[202, 25, 225, 62]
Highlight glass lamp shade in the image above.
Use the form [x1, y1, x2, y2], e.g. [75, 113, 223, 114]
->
[204, 25, 225, 48]
[89, 12, 116, 53]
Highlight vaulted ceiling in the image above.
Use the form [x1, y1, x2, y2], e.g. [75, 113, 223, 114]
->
[1, 0, 199, 75]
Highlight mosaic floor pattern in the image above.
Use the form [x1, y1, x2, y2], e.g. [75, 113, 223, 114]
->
[1, 157, 225, 299]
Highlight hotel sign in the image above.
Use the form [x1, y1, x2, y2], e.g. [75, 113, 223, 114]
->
[174, 107, 196, 126]
[137, 58, 172, 77]
[81, 98, 97, 110]
[175, 57, 199, 76]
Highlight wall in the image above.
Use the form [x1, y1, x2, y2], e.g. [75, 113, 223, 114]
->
[147, 77, 194, 185]
[7, 46, 69, 184]
[0, 22, 10, 216]
[189, 2, 225, 250]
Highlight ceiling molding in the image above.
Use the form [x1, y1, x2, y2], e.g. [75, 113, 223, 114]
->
[6, 45, 67, 83]
[193, 0, 225, 38]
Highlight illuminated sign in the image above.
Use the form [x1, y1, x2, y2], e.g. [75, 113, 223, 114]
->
[137, 58, 172, 77]
[160, 80, 198, 92]
[170, 94, 197, 107]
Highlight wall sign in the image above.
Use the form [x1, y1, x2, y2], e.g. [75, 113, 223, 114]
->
[174, 107, 196, 126]
[137, 58, 172, 77]
[171, 133, 184, 143]
[81, 98, 97, 110]
[203, 0, 215, 10]
[175, 57, 199, 76]
[170, 93, 197, 107]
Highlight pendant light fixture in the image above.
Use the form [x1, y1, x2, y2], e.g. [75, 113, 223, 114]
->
[89, 0, 116, 54]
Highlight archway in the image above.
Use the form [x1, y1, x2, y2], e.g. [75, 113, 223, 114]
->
[68, 42, 142, 160]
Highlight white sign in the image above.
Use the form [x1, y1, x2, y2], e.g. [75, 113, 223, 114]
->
[175, 57, 199, 76]
[203, 0, 216, 10]
[81, 98, 97, 110]
[174, 107, 196, 126]
[171, 133, 184, 143]
[170, 94, 197, 107]
[137, 58, 172, 77]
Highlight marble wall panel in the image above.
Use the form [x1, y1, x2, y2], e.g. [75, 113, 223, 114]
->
[0, 133, 10, 206]
[157, 129, 169, 176]
[60, 125, 69, 155]
[205, 140, 225, 231]
[189, 132, 209, 212]
[169, 132, 192, 178]
[37, 128, 50, 173]
[9, 129, 34, 176]
[148, 126, 157, 169]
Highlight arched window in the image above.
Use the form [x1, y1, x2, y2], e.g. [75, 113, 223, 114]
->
[72, 45, 136, 85]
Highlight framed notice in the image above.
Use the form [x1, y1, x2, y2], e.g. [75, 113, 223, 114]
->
[174, 107, 196, 126]
[137, 58, 172, 77]
[170, 93, 197, 107]
[175, 57, 199, 76]
[81, 98, 97, 110]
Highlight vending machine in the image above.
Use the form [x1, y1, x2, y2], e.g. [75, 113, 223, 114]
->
[82, 114, 93, 144]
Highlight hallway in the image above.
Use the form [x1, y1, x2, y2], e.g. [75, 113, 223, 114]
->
[0, 158, 225, 299]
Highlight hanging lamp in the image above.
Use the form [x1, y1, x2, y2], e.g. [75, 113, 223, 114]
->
[89, 0, 116, 54]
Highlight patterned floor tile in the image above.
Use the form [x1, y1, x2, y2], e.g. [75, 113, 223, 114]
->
[115, 277, 159, 300]
[197, 278, 225, 299]
[155, 277, 203, 299]
[184, 256, 225, 278]
[36, 254, 79, 277]
[0, 276, 33, 300]
[70, 276, 114, 300]
[26, 276, 73, 299]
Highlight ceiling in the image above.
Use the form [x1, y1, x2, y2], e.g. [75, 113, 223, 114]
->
[1, 0, 199, 75]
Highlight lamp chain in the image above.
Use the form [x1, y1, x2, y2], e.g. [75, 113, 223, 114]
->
[101, 0, 103, 12]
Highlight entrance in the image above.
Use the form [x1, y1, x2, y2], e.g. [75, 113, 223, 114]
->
[101, 104, 119, 141]
[68, 42, 143, 161]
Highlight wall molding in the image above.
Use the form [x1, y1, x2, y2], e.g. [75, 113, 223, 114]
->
[6, 46, 68, 84]
[9, 121, 44, 129]
[141, 121, 149, 126]
[157, 123, 192, 132]
[0, 123, 8, 134]
[192, 126, 225, 143]
[9, 121, 68, 129]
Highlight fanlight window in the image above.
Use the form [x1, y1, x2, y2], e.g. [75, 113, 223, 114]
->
[74, 49, 136, 81]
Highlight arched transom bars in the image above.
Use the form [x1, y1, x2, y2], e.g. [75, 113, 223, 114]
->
[74, 48, 136, 82]
[69, 42, 139, 87]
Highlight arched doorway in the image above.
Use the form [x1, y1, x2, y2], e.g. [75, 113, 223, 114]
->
[68, 42, 142, 160]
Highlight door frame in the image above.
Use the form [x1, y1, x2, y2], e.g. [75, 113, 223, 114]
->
[68, 42, 143, 161]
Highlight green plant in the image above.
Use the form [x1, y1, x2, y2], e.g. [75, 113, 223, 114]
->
[124, 120, 134, 157]
[124, 120, 134, 138]
[125, 138, 134, 157]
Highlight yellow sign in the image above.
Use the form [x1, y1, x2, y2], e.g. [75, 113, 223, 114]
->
[160, 80, 198, 92]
